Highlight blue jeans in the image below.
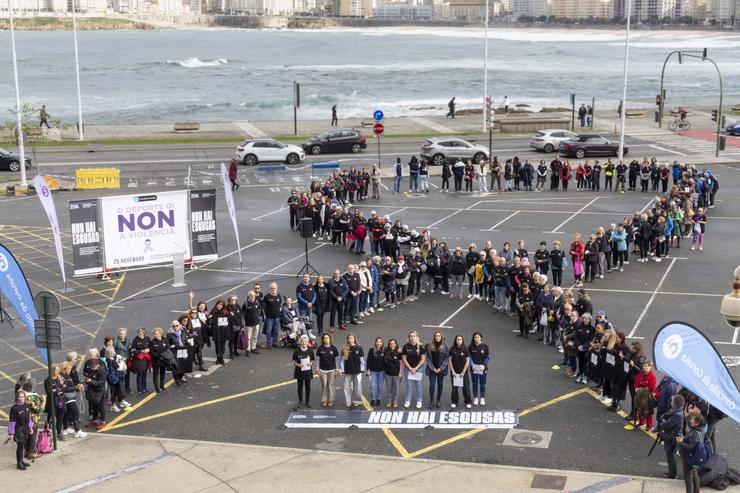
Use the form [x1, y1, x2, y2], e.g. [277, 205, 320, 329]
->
[494, 286, 508, 309]
[394, 176, 402, 193]
[264, 317, 280, 346]
[297, 305, 311, 318]
[354, 237, 365, 253]
[404, 367, 423, 404]
[419, 175, 428, 191]
[358, 291, 368, 313]
[428, 372, 444, 402]
[471, 372, 487, 398]
[409, 174, 419, 191]
[136, 369, 148, 392]
[343, 294, 357, 322]
[370, 371, 384, 401]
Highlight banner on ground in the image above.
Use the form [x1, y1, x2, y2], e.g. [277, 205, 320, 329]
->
[220, 162, 242, 267]
[653, 321, 740, 424]
[0, 243, 46, 362]
[285, 410, 519, 429]
[100, 191, 191, 269]
[189, 189, 218, 262]
[69, 199, 103, 276]
[33, 175, 66, 284]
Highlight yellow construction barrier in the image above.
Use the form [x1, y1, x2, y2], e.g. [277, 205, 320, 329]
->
[75, 168, 120, 189]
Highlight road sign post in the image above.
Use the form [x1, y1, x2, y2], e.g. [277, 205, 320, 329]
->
[485, 96, 494, 164]
[570, 93, 576, 131]
[34, 291, 61, 451]
[373, 121, 384, 168]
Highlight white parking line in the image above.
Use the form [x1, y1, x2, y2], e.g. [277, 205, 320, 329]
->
[627, 257, 677, 338]
[546, 197, 600, 233]
[649, 144, 688, 157]
[484, 210, 520, 231]
[252, 205, 285, 221]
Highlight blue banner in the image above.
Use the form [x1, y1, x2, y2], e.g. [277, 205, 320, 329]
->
[0, 243, 47, 363]
[653, 321, 739, 424]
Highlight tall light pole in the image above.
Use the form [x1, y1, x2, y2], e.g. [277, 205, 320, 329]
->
[618, 0, 632, 161]
[483, 0, 489, 132]
[72, 0, 84, 140]
[9, 0, 27, 187]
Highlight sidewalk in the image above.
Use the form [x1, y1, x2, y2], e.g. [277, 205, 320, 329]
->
[2, 433, 729, 493]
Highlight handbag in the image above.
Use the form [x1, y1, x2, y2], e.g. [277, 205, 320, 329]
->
[573, 258, 584, 276]
[561, 256, 568, 268]
[237, 330, 249, 351]
[36, 428, 53, 454]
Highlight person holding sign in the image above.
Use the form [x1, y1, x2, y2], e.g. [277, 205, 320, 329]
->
[292, 335, 315, 408]
[448, 335, 472, 409]
[186, 302, 208, 371]
[425, 331, 448, 409]
[468, 332, 490, 406]
[208, 300, 231, 365]
[339, 334, 365, 410]
[402, 331, 426, 409]
[384, 339, 402, 408]
[167, 320, 189, 387]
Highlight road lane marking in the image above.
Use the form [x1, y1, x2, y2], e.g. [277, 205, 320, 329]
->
[546, 197, 600, 233]
[361, 396, 410, 458]
[627, 257, 678, 338]
[407, 116, 455, 134]
[485, 210, 520, 231]
[234, 121, 267, 138]
[649, 144, 688, 156]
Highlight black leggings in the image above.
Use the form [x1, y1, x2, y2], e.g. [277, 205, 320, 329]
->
[65, 401, 81, 432]
[47, 407, 64, 437]
[152, 364, 167, 391]
[551, 268, 562, 287]
[297, 379, 311, 404]
[441, 176, 449, 190]
[215, 341, 226, 361]
[585, 260, 597, 281]
[229, 331, 241, 355]
[577, 352, 588, 377]
[639, 238, 650, 259]
[16, 440, 25, 465]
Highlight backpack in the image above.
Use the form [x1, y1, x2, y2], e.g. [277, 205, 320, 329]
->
[686, 430, 711, 469]
[36, 428, 53, 453]
[106, 364, 119, 385]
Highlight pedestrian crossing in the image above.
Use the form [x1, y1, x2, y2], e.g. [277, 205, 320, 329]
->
[643, 133, 740, 157]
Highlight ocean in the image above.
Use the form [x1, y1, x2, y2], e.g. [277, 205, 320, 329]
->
[1, 27, 739, 124]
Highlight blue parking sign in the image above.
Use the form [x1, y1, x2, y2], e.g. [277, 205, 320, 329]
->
[373, 110, 384, 122]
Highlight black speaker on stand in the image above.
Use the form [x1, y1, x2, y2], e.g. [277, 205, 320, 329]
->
[297, 218, 319, 277]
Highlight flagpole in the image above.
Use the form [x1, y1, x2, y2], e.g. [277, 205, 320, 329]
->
[618, 0, 632, 160]
[72, 1, 84, 140]
[9, 0, 28, 187]
[483, 0, 489, 132]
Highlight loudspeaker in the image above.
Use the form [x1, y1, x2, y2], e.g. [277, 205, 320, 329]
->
[300, 217, 313, 238]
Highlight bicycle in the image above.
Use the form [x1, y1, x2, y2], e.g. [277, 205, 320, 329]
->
[668, 118, 691, 131]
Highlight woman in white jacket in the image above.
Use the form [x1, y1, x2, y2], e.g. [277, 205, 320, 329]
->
[477, 160, 488, 192]
[358, 263, 371, 317]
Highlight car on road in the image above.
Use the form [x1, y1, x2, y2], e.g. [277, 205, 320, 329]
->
[236, 138, 305, 166]
[727, 121, 740, 136]
[420, 137, 490, 166]
[0, 148, 32, 172]
[302, 129, 367, 155]
[557, 134, 628, 159]
[529, 129, 577, 153]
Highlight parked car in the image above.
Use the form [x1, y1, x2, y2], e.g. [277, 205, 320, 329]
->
[235, 138, 305, 166]
[0, 148, 32, 172]
[727, 121, 740, 136]
[420, 137, 489, 166]
[302, 129, 366, 155]
[558, 134, 628, 159]
[529, 129, 577, 153]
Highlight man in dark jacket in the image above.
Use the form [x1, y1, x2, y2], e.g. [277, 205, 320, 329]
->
[328, 269, 348, 331]
[262, 283, 282, 348]
[83, 358, 107, 430]
[343, 264, 362, 326]
[295, 274, 316, 319]
[658, 394, 685, 479]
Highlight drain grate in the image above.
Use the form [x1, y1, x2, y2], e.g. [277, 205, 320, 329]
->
[531, 473, 567, 490]
[512, 431, 544, 445]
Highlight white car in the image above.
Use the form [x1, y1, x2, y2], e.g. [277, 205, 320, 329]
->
[420, 137, 490, 166]
[529, 129, 577, 153]
[236, 139, 305, 166]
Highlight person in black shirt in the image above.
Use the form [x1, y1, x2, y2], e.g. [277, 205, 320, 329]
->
[468, 332, 491, 406]
[533, 241, 550, 275]
[209, 300, 231, 364]
[316, 333, 339, 407]
[340, 334, 365, 409]
[242, 290, 263, 354]
[615, 161, 627, 193]
[549, 241, 564, 287]
[402, 330, 426, 409]
[366, 337, 386, 407]
[384, 339, 402, 408]
[287, 190, 299, 231]
[448, 335, 472, 409]
[516, 283, 534, 338]
[425, 331, 449, 409]
[328, 270, 348, 331]
[313, 276, 330, 335]
[261, 283, 282, 348]
[226, 296, 246, 359]
[292, 335, 315, 408]
[8, 390, 33, 470]
[584, 234, 599, 283]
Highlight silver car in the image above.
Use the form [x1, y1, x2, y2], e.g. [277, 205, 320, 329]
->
[529, 129, 577, 153]
[420, 137, 490, 166]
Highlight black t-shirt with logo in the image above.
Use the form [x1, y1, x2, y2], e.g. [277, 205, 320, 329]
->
[316, 344, 339, 371]
[402, 343, 424, 368]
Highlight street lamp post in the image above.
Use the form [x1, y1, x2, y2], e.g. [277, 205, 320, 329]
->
[618, 0, 632, 161]
[72, 1, 85, 141]
[8, 0, 27, 187]
[680, 52, 723, 157]
[658, 49, 705, 128]
[483, 0, 489, 133]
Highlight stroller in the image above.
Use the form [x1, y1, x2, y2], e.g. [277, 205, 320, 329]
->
[280, 315, 317, 349]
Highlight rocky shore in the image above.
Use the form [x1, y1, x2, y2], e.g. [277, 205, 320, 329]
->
[0, 17, 154, 31]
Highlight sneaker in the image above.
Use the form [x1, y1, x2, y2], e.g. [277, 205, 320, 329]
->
[369, 307, 374, 314]
[416, 402, 423, 409]
[420, 290, 426, 294]
[623, 261, 629, 265]
[558, 347, 564, 354]
[376, 307, 384, 312]
[110, 405, 121, 413]
[121, 400, 132, 408]
[473, 397, 479, 406]
[404, 402, 411, 409]
[359, 312, 364, 318]
[466, 403, 472, 409]
[690, 246, 695, 251]
[599, 274, 604, 279]
[441, 291, 449, 295]
[480, 398, 486, 406]
[619, 268, 624, 272]
[699, 246, 703, 251]
[451, 403, 457, 408]
[467, 294, 472, 299]
[429, 290, 435, 294]
[95, 422, 107, 431]
[64, 427, 74, 435]
[654, 257, 662, 262]
[74, 430, 88, 438]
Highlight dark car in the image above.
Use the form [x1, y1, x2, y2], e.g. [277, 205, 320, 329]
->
[727, 121, 740, 136]
[0, 148, 32, 172]
[558, 134, 628, 159]
[302, 129, 367, 155]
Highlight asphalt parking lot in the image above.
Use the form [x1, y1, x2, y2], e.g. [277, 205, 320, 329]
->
[1, 159, 739, 477]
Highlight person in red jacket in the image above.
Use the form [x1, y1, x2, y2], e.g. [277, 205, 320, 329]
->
[583, 162, 593, 190]
[560, 160, 572, 191]
[569, 233, 585, 288]
[633, 360, 657, 430]
[228, 158, 239, 191]
[576, 164, 585, 190]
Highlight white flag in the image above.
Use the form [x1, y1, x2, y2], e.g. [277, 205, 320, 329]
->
[32, 175, 66, 284]
[220, 162, 242, 266]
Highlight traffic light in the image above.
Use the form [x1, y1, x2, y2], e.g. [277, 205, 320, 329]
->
[719, 136, 726, 151]
[656, 94, 662, 106]
[711, 109, 718, 122]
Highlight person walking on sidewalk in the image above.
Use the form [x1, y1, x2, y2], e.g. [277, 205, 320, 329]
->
[446, 97, 456, 119]
[393, 158, 403, 194]
[39, 105, 51, 128]
[371, 164, 381, 199]
[578, 104, 587, 127]
[229, 158, 240, 191]
[331, 105, 338, 126]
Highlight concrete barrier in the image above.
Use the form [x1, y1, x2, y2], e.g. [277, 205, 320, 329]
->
[497, 118, 572, 133]
[174, 122, 201, 132]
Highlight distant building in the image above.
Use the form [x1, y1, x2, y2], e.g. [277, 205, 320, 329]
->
[158, 0, 182, 13]
[332, 0, 372, 16]
[549, 0, 612, 18]
[374, 2, 434, 17]
[447, 0, 485, 19]
[513, 0, 547, 17]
